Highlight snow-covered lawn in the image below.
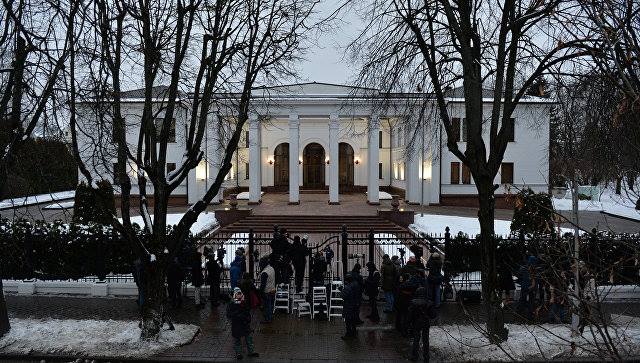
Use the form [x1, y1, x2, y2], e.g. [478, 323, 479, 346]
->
[43, 201, 75, 210]
[430, 319, 640, 361]
[411, 213, 516, 237]
[123, 212, 218, 236]
[553, 189, 640, 221]
[236, 191, 264, 200]
[0, 190, 75, 210]
[0, 318, 198, 358]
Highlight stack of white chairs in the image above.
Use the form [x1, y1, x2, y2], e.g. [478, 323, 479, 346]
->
[328, 280, 344, 321]
[291, 292, 306, 313]
[312, 286, 327, 318]
[273, 283, 290, 314]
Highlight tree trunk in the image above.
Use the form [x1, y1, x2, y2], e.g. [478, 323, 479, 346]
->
[0, 280, 9, 338]
[615, 177, 622, 194]
[140, 262, 168, 340]
[477, 180, 508, 343]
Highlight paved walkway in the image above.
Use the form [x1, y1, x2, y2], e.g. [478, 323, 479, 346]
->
[4, 294, 640, 362]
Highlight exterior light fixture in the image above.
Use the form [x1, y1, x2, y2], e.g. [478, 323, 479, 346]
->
[268, 159, 274, 165]
[325, 158, 330, 165]
[354, 156, 360, 165]
[298, 159, 302, 165]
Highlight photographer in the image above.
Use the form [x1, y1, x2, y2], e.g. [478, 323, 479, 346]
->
[364, 261, 381, 323]
[310, 251, 327, 288]
[290, 235, 310, 293]
[206, 252, 222, 307]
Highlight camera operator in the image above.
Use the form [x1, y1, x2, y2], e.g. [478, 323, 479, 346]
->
[206, 251, 222, 307]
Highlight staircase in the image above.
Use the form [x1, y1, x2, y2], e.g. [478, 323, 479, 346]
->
[217, 215, 407, 234]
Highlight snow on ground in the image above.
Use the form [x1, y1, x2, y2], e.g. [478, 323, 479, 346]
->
[0, 318, 199, 358]
[0, 190, 75, 210]
[430, 319, 640, 361]
[236, 191, 264, 200]
[365, 190, 393, 200]
[42, 201, 75, 210]
[411, 214, 575, 238]
[553, 189, 640, 221]
[411, 214, 516, 237]
[122, 212, 218, 236]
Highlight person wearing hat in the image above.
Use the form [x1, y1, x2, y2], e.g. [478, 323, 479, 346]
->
[290, 235, 309, 293]
[226, 287, 259, 360]
[408, 287, 436, 362]
[230, 249, 244, 290]
[364, 261, 381, 322]
[340, 273, 359, 340]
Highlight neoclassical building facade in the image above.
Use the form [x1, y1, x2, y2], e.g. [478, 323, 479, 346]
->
[78, 82, 552, 207]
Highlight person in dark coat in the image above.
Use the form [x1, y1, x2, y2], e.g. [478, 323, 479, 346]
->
[351, 263, 364, 323]
[396, 273, 417, 336]
[191, 252, 204, 306]
[497, 262, 516, 303]
[226, 287, 259, 360]
[290, 235, 309, 292]
[167, 257, 184, 308]
[365, 261, 381, 322]
[206, 253, 222, 307]
[408, 287, 436, 362]
[426, 252, 443, 308]
[230, 251, 244, 290]
[311, 252, 328, 287]
[340, 273, 359, 340]
[380, 254, 397, 313]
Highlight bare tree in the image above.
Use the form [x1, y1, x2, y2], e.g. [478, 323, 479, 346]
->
[0, 0, 84, 339]
[342, 0, 593, 341]
[69, 0, 317, 339]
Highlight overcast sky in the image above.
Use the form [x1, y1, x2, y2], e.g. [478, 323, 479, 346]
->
[294, 0, 361, 85]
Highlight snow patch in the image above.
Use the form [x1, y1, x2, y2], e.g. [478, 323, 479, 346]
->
[43, 201, 75, 210]
[0, 318, 199, 358]
[121, 212, 218, 236]
[236, 191, 264, 200]
[0, 191, 75, 210]
[365, 190, 393, 200]
[553, 189, 640, 221]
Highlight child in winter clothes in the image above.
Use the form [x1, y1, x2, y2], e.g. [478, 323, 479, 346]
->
[226, 287, 259, 360]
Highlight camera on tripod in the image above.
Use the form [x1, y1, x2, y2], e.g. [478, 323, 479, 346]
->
[216, 245, 227, 264]
[347, 253, 365, 260]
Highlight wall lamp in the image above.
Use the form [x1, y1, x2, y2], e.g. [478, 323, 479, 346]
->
[354, 156, 360, 165]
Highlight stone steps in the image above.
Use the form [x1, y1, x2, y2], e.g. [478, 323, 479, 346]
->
[217, 215, 407, 234]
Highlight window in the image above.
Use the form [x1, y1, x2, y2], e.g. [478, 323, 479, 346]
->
[462, 163, 471, 184]
[462, 118, 468, 142]
[245, 131, 250, 148]
[501, 162, 514, 184]
[379, 130, 383, 148]
[506, 118, 515, 142]
[113, 163, 121, 185]
[451, 118, 461, 142]
[155, 118, 176, 143]
[245, 162, 249, 180]
[166, 162, 177, 175]
[450, 162, 460, 184]
[379, 162, 383, 179]
[397, 127, 403, 146]
[401, 162, 405, 180]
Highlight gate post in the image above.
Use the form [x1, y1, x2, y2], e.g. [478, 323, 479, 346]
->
[341, 225, 348, 280]
[368, 228, 375, 264]
[248, 228, 255, 277]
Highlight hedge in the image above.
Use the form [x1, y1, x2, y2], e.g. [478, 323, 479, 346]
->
[0, 218, 196, 281]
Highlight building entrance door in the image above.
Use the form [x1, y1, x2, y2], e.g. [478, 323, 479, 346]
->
[274, 143, 289, 190]
[303, 143, 325, 188]
[338, 142, 354, 192]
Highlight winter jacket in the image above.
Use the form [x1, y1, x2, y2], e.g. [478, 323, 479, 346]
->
[408, 289, 436, 330]
[290, 241, 309, 266]
[230, 256, 243, 289]
[226, 299, 252, 338]
[260, 265, 276, 294]
[380, 257, 397, 292]
[191, 261, 204, 287]
[205, 259, 221, 285]
[341, 281, 360, 321]
[167, 260, 184, 287]
[365, 269, 381, 298]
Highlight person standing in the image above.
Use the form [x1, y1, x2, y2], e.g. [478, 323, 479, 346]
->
[380, 254, 397, 313]
[426, 252, 443, 308]
[290, 236, 308, 293]
[206, 253, 222, 307]
[340, 273, 359, 340]
[167, 257, 184, 309]
[365, 261, 381, 322]
[408, 287, 436, 362]
[351, 263, 364, 324]
[227, 288, 260, 360]
[230, 250, 244, 290]
[259, 256, 276, 323]
[191, 252, 204, 306]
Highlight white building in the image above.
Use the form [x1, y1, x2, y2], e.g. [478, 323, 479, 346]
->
[78, 82, 551, 208]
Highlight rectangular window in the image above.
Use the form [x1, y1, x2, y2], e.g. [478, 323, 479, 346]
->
[379, 162, 383, 179]
[451, 117, 461, 142]
[379, 130, 383, 148]
[166, 162, 177, 175]
[506, 118, 515, 142]
[155, 118, 176, 143]
[245, 131, 250, 148]
[501, 162, 514, 184]
[450, 162, 460, 184]
[245, 162, 249, 180]
[462, 163, 471, 184]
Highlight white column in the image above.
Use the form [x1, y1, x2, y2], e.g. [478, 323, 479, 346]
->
[367, 115, 380, 204]
[248, 114, 262, 204]
[406, 143, 421, 204]
[329, 114, 340, 205]
[209, 115, 224, 204]
[288, 114, 300, 204]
